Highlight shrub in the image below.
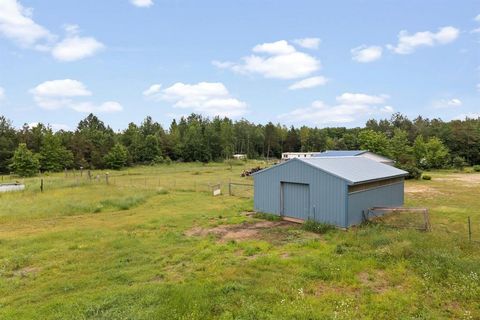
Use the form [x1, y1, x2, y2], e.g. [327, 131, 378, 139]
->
[473, 165, 480, 172]
[452, 156, 467, 171]
[422, 175, 432, 180]
[302, 220, 335, 234]
[396, 163, 422, 180]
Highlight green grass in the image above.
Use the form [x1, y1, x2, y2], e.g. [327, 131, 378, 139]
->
[0, 161, 479, 319]
[302, 220, 336, 234]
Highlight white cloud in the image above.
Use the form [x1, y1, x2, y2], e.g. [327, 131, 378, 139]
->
[279, 93, 393, 125]
[31, 79, 122, 113]
[433, 98, 463, 109]
[212, 60, 235, 69]
[52, 34, 104, 61]
[477, 83, 480, 92]
[214, 40, 321, 79]
[30, 79, 92, 98]
[145, 82, 247, 118]
[387, 26, 459, 54]
[253, 40, 296, 55]
[293, 38, 321, 50]
[288, 76, 328, 90]
[142, 84, 162, 97]
[0, 0, 54, 48]
[0, 87, 5, 100]
[70, 101, 123, 113]
[130, 0, 153, 7]
[381, 105, 395, 113]
[351, 45, 382, 63]
[0, 1, 103, 61]
[336, 92, 389, 105]
[473, 15, 480, 33]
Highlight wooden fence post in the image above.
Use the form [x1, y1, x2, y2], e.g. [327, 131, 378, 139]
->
[105, 173, 109, 185]
[468, 216, 472, 243]
[40, 178, 43, 192]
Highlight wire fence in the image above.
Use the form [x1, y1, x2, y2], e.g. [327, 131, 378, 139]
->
[1, 171, 478, 243]
[0, 170, 255, 197]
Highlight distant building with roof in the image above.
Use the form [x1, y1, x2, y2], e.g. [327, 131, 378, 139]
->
[281, 152, 322, 161]
[314, 150, 394, 166]
[252, 157, 407, 228]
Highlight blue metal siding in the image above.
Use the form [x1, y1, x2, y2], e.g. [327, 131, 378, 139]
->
[254, 160, 347, 227]
[282, 182, 310, 220]
[347, 181, 404, 226]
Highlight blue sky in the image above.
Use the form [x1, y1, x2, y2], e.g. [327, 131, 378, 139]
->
[0, 0, 479, 131]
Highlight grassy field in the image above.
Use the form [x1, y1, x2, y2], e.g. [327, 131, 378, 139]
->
[0, 162, 479, 319]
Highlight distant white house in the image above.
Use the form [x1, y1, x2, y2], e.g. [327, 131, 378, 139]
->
[281, 152, 321, 161]
[315, 150, 395, 166]
[281, 150, 394, 165]
[233, 154, 247, 160]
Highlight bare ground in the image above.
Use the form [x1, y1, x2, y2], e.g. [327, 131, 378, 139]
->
[185, 220, 295, 242]
[405, 184, 441, 195]
[435, 173, 480, 185]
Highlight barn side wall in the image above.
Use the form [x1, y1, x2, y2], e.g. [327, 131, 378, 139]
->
[253, 160, 348, 227]
[347, 180, 404, 226]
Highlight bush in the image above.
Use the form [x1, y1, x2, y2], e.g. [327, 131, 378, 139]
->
[473, 165, 480, 172]
[422, 175, 432, 180]
[396, 163, 422, 180]
[452, 156, 467, 171]
[302, 220, 335, 234]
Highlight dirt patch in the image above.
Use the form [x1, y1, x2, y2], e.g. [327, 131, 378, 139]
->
[315, 282, 360, 296]
[405, 185, 441, 195]
[435, 173, 480, 185]
[186, 220, 293, 242]
[13, 266, 40, 278]
[357, 270, 404, 293]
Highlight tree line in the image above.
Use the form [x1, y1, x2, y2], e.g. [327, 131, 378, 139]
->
[1, 112, 479, 177]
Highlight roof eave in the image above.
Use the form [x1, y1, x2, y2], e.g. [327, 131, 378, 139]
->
[349, 173, 408, 185]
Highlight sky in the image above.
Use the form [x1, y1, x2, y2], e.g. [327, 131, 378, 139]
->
[0, 0, 479, 131]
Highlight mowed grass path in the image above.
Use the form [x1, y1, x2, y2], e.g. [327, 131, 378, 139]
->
[0, 163, 479, 319]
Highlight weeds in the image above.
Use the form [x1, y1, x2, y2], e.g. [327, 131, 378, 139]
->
[302, 219, 335, 234]
[253, 212, 282, 221]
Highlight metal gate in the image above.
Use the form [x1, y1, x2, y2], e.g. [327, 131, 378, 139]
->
[281, 182, 310, 220]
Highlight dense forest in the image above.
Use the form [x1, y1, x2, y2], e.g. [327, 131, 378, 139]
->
[1, 113, 480, 177]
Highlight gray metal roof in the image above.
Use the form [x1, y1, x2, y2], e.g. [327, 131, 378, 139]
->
[253, 156, 407, 184]
[314, 150, 367, 157]
[299, 157, 407, 184]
